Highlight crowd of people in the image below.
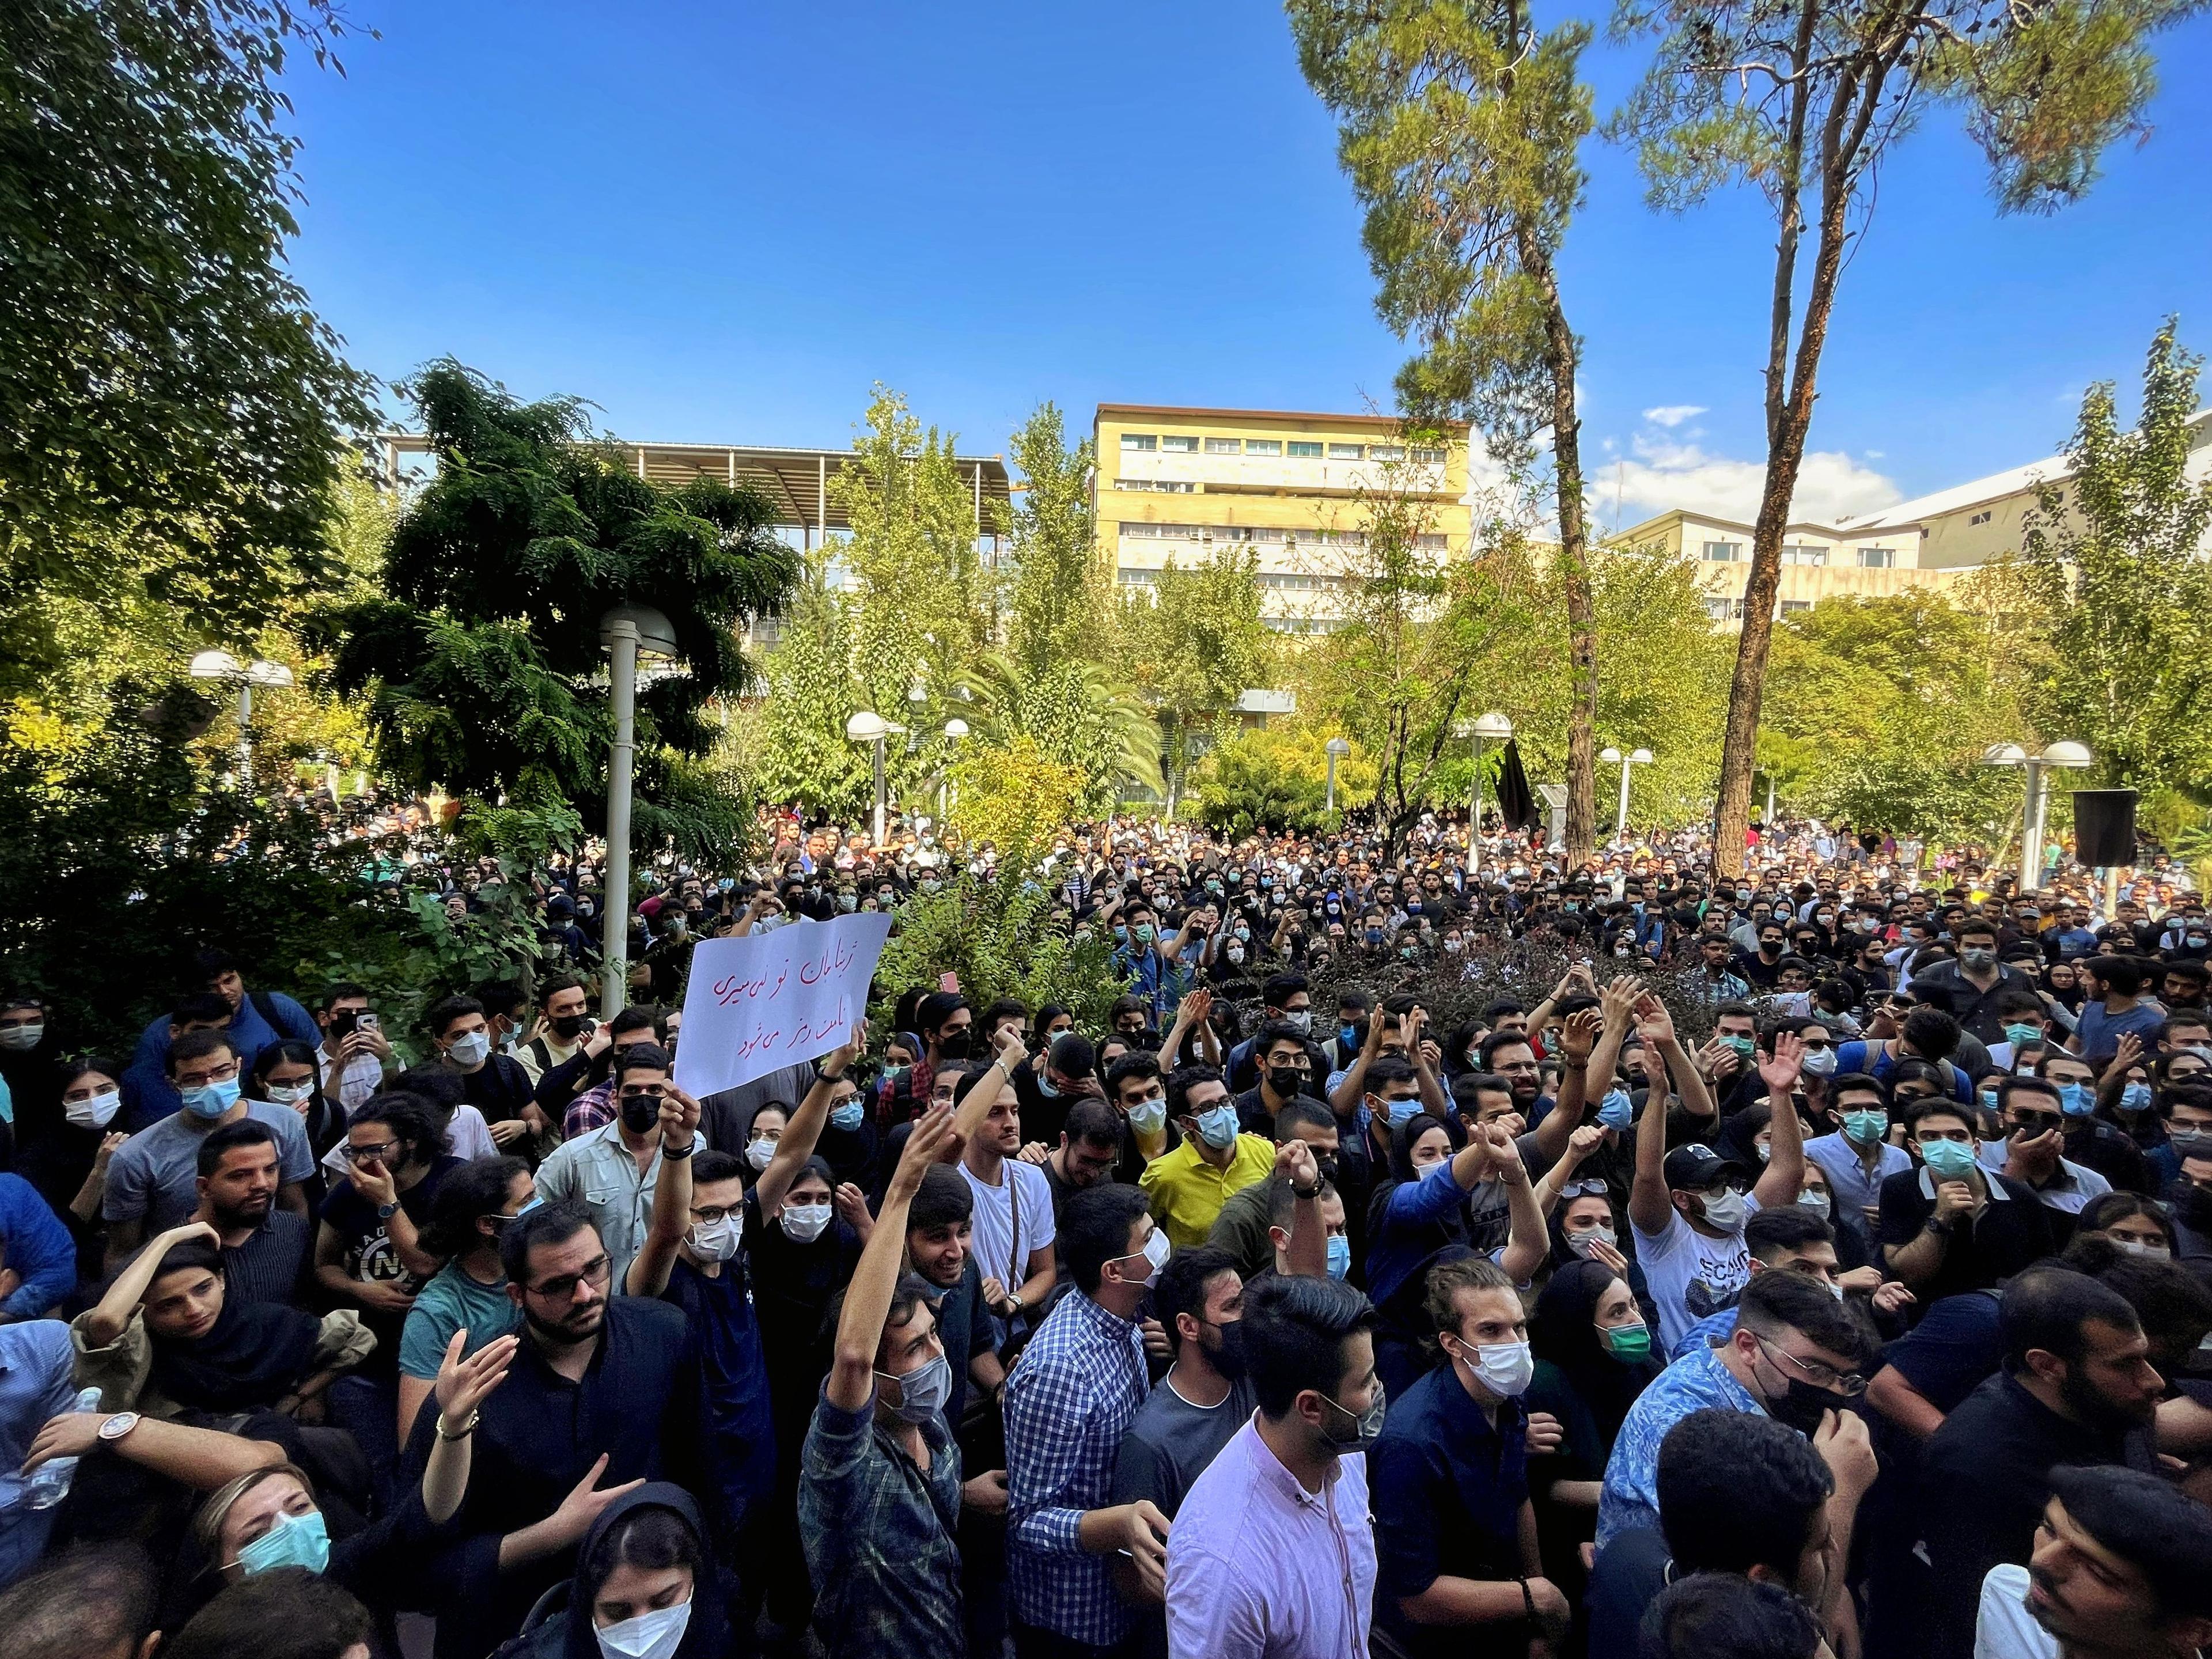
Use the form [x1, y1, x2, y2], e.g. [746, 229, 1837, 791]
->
[1, 803, 2210, 1659]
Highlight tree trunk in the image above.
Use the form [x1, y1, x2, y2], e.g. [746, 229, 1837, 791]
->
[1713, 101, 1858, 878]
[1524, 229, 1597, 867]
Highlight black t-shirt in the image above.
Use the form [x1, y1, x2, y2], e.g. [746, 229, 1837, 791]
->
[319, 1155, 465, 1288]
[458, 1055, 536, 1124]
[1878, 1166, 2055, 1301]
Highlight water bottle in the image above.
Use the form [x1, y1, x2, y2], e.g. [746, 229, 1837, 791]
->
[23, 1387, 103, 1509]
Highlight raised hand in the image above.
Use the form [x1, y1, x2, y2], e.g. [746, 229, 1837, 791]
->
[1274, 1138, 1320, 1191]
[1633, 995, 1677, 1047]
[435, 1328, 518, 1430]
[1559, 1008, 1600, 1066]
[1758, 1030, 1804, 1096]
[830, 1017, 870, 1073]
[544, 1454, 645, 1552]
[1599, 975, 1644, 1031]
[658, 1084, 702, 1152]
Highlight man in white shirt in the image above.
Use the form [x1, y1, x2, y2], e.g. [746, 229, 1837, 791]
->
[1974, 1465, 2212, 1659]
[1165, 1273, 1379, 1659]
[956, 1033, 1058, 1344]
[314, 983, 393, 1116]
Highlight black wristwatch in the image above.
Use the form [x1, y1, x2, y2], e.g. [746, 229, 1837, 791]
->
[376, 1200, 400, 1220]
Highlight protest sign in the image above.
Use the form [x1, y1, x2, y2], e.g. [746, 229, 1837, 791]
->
[671, 912, 893, 1096]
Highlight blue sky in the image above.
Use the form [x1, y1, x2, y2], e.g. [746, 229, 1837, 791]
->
[283, 0, 2212, 532]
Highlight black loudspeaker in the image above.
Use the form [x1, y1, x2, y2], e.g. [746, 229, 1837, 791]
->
[2072, 789, 2139, 868]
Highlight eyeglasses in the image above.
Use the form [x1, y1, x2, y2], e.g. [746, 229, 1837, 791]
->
[343, 1141, 399, 1162]
[2008, 1111, 2062, 1134]
[1756, 1334, 1866, 1395]
[525, 1254, 612, 1302]
[1560, 1179, 1609, 1198]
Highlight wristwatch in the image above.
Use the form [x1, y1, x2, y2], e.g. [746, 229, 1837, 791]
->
[97, 1411, 141, 1445]
[376, 1200, 400, 1220]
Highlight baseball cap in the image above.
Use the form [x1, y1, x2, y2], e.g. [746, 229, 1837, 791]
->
[1663, 1143, 1749, 1192]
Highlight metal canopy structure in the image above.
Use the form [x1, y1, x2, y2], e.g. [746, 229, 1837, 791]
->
[374, 433, 1014, 550]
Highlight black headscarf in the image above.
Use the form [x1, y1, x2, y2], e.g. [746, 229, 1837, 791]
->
[545, 1484, 736, 1659]
[1532, 1258, 1661, 1450]
[146, 1249, 321, 1412]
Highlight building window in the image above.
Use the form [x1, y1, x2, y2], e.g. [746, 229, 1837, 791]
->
[1245, 439, 1282, 457]
[1120, 434, 1156, 452]
[1153, 524, 1198, 540]
[1287, 441, 1323, 459]
[1969, 509, 1993, 526]
[1703, 598, 1733, 621]
[1115, 478, 1195, 494]
[1701, 540, 1741, 562]
[1858, 546, 1895, 569]
[1414, 533, 1448, 551]
[1780, 543, 1827, 565]
[1203, 437, 1241, 454]
[1160, 434, 1196, 453]
[1370, 444, 1406, 461]
[1328, 442, 1365, 460]
[1121, 522, 1158, 539]
[1780, 599, 1812, 614]
[1117, 567, 1158, 586]
[1411, 446, 1448, 464]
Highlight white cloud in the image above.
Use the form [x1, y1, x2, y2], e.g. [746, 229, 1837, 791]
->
[1642, 404, 1709, 428]
[1609, 430, 1901, 525]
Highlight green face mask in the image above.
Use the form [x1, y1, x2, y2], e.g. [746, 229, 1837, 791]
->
[1603, 1323, 1653, 1363]
[1842, 1109, 1889, 1146]
[1724, 1035, 1756, 1059]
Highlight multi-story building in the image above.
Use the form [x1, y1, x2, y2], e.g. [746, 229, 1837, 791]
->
[1618, 507, 1968, 628]
[1093, 404, 1474, 635]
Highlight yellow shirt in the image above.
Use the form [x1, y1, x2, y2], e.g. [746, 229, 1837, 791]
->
[1140, 1132, 1276, 1248]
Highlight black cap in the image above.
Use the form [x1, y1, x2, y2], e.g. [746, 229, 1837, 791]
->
[1662, 1143, 1749, 1192]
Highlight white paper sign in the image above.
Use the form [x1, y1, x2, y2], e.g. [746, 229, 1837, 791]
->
[671, 913, 894, 1097]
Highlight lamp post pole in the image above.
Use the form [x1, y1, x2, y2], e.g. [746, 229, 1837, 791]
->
[872, 736, 887, 848]
[601, 616, 640, 1021]
[1325, 737, 1349, 817]
[1463, 713, 1513, 884]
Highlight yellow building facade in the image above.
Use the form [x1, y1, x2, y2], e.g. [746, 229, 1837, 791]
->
[1093, 404, 1474, 634]
[1618, 507, 1969, 628]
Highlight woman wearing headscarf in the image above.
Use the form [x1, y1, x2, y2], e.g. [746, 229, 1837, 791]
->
[503, 1484, 738, 1659]
[1525, 1258, 1661, 1588]
[70, 1224, 373, 1420]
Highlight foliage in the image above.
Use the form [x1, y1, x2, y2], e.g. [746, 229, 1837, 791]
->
[1289, 0, 1604, 858]
[0, 713, 539, 1060]
[832, 385, 999, 719]
[1005, 404, 1111, 679]
[751, 550, 874, 820]
[1116, 546, 1275, 806]
[320, 361, 797, 856]
[955, 651, 1164, 813]
[1608, 0, 2206, 873]
[2020, 320, 2212, 795]
[1292, 463, 1547, 857]
[1193, 727, 1378, 838]
[873, 872, 1127, 1034]
[0, 0, 376, 697]
[1759, 592, 2028, 840]
[946, 736, 1091, 853]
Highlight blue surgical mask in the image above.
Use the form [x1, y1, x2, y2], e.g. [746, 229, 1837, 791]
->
[1038, 1074, 1062, 1099]
[829, 1101, 865, 1132]
[1382, 1097, 1423, 1127]
[236, 1508, 331, 1577]
[181, 1076, 241, 1119]
[2058, 1083, 2096, 1118]
[1325, 1234, 1352, 1279]
[1193, 1103, 1240, 1149]
[2119, 1082, 2153, 1113]
[1597, 1089, 1635, 1131]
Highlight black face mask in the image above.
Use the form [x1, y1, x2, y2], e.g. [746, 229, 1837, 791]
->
[1763, 1370, 1851, 1435]
[1209, 1319, 1249, 1381]
[619, 1094, 662, 1134]
[551, 1014, 586, 1040]
[937, 1029, 973, 1062]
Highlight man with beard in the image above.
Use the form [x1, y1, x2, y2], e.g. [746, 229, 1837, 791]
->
[404, 1199, 696, 1659]
[1974, 1465, 2212, 1659]
[533, 1045, 704, 1289]
[1918, 1268, 2168, 1659]
[1112, 1246, 1258, 1657]
[190, 1120, 308, 1308]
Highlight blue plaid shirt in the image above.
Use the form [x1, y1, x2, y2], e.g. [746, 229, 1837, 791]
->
[1005, 1289, 1150, 1644]
[1597, 1341, 1764, 1547]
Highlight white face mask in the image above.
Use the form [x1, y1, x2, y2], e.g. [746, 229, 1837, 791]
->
[1461, 1337, 1535, 1397]
[687, 1212, 741, 1262]
[65, 1088, 121, 1130]
[266, 1082, 314, 1106]
[594, 1594, 692, 1659]
[745, 1138, 776, 1171]
[1699, 1188, 1749, 1233]
[781, 1202, 832, 1243]
[1566, 1225, 1617, 1259]
[0, 1022, 44, 1051]
[446, 1030, 490, 1067]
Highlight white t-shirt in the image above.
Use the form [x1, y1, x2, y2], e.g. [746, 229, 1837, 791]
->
[1631, 1205, 1758, 1355]
[960, 1156, 1057, 1294]
[1974, 1565, 2054, 1659]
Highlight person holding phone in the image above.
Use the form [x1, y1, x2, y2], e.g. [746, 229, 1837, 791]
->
[314, 984, 393, 1116]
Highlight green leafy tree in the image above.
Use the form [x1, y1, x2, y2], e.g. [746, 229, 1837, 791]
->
[1195, 727, 1378, 838]
[1118, 547, 1275, 810]
[1609, 0, 2206, 875]
[1005, 403, 1110, 676]
[832, 386, 999, 719]
[749, 551, 873, 819]
[955, 650, 1164, 813]
[1289, 0, 1604, 864]
[0, 0, 375, 695]
[322, 361, 796, 854]
[2021, 320, 2212, 795]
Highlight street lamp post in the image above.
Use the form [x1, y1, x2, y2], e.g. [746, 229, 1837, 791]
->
[1599, 746, 1656, 840]
[940, 718, 969, 821]
[188, 651, 294, 775]
[846, 711, 910, 848]
[1980, 740, 2093, 887]
[1458, 712, 1514, 882]
[1325, 737, 1350, 816]
[599, 604, 681, 1020]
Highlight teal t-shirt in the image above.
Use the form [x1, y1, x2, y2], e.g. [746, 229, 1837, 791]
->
[397, 1261, 521, 1379]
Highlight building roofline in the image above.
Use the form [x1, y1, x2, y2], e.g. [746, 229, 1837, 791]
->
[1616, 506, 1923, 541]
[1093, 403, 1468, 433]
